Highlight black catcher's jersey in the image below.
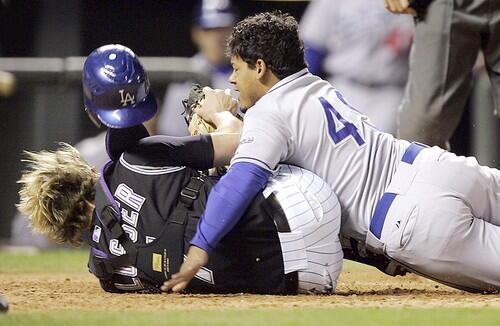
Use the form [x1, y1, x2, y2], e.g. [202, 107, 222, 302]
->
[87, 134, 295, 294]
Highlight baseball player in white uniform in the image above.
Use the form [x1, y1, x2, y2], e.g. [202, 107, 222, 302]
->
[300, 0, 414, 135]
[162, 12, 500, 294]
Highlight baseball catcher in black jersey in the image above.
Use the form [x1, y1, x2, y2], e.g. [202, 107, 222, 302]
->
[17, 44, 344, 294]
[18, 128, 300, 294]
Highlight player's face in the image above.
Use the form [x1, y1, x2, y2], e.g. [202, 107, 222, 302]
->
[229, 56, 261, 112]
[192, 26, 232, 66]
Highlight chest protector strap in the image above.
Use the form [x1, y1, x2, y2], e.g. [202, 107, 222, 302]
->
[135, 175, 206, 282]
[86, 174, 206, 282]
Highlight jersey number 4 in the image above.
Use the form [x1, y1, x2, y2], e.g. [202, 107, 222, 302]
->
[319, 93, 365, 146]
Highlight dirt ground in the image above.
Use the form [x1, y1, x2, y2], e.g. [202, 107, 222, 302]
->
[2, 265, 500, 313]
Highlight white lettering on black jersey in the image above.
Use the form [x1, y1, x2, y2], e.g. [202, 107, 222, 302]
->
[114, 184, 146, 212]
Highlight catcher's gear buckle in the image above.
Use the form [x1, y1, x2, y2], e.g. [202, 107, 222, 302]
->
[180, 176, 205, 200]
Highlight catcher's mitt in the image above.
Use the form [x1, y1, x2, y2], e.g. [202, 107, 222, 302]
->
[181, 83, 228, 176]
[181, 83, 216, 135]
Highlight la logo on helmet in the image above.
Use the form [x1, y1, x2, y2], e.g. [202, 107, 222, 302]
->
[119, 89, 135, 106]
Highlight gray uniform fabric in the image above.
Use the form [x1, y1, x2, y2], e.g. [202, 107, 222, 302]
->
[398, 0, 500, 147]
[232, 68, 500, 292]
[368, 145, 500, 292]
[300, 0, 414, 135]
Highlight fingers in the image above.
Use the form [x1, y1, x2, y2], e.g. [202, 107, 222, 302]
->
[384, 0, 411, 14]
[230, 98, 239, 115]
[172, 281, 188, 293]
[161, 277, 174, 292]
[161, 273, 188, 293]
[202, 86, 213, 93]
[199, 87, 238, 116]
[384, 0, 398, 13]
[203, 86, 226, 96]
[161, 246, 208, 293]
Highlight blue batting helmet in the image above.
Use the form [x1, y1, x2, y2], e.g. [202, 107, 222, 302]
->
[82, 44, 157, 128]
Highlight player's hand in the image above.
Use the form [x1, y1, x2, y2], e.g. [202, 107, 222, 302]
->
[384, 0, 417, 16]
[194, 87, 238, 124]
[161, 246, 209, 293]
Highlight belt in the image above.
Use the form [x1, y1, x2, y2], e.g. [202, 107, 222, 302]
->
[369, 142, 427, 239]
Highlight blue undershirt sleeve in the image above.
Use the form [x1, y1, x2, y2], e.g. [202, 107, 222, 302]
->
[304, 43, 328, 76]
[190, 162, 272, 254]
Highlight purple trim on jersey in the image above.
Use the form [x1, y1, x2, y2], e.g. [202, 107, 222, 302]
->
[190, 162, 272, 254]
[304, 44, 327, 76]
[99, 161, 121, 220]
[92, 247, 108, 259]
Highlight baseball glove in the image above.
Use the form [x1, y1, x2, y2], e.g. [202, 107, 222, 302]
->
[181, 83, 217, 135]
[182, 83, 230, 176]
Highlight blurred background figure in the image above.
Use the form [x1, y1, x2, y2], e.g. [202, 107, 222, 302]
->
[300, 0, 414, 135]
[153, 0, 239, 136]
[0, 70, 15, 98]
[0, 42, 16, 99]
[385, 0, 500, 157]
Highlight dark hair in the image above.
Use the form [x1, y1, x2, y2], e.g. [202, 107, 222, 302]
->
[227, 11, 306, 80]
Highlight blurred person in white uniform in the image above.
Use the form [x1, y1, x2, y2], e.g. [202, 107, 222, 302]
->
[300, 0, 414, 135]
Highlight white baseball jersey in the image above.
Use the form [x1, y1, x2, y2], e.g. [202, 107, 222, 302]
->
[300, 0, 414, 134]
[300, 0, 413, 85]
[232, 69, 409, 243]
[265, 164, 343, 293]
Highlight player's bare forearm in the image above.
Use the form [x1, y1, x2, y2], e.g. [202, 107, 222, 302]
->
[206, 108, 242, 167]
[161, 246, 208, 293]
[211, 132, 240, 166]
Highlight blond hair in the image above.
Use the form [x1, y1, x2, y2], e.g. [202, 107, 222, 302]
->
[17, 143, 99, 245]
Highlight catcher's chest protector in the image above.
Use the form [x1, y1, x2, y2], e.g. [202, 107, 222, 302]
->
[87, 166, 293, 294]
